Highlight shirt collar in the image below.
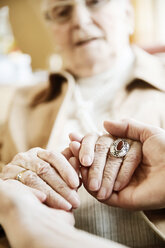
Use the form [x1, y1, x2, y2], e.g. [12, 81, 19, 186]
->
[131, 45, 165, 91]
[32, 46, 165, 106]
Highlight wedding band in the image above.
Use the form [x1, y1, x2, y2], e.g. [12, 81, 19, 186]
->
[110, 138, 130, 158]
[16, 169, 28, 182]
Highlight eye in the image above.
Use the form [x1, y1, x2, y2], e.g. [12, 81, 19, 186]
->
[49, 5, 72, 22]
[87, 0, 108, 8]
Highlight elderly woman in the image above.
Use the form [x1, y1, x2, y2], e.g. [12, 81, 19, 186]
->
[0, 0, 165, 247]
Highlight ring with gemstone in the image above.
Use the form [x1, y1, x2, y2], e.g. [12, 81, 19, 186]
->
[110, 138, 130, 158]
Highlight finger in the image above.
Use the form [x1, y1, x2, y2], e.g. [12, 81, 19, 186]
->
[114, 141, 142, 191]
[17, 170, 73, 210]
[29, 188, 47, 202]
[62, 147, 73, 160]
[11, 152, 55, 179]
[69, 133, 83, 142]
[3, 164, 80, 209]
[88, 135, 113, 191]
[35, 163, 80, 208]
[69, 157, 80, 175]
[34, 161, 80, 208]
[104, 119, 159, 143]
[69, 141, 80, 158]
[81, 167, 88, 187]
[37, 150, 79, 188]
[97, 155, 122, 200]
[81, 167, 98, 199]
[12, 154, 79, 194]
[1, 164, 26, 180]
[79, 133, 99, 166]
[69, 157, 82, 188]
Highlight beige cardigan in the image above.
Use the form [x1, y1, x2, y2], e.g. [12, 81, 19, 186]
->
[1, 47, 165, 246]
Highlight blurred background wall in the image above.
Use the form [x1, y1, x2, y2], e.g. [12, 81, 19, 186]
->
[131, 0, 165, 47]
[0, 0, 165, 70]
[0, 0, 54, 70]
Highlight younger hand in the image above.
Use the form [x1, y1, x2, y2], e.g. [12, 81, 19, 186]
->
[0, 179, 74, 248]
[102, 119, 165, 210]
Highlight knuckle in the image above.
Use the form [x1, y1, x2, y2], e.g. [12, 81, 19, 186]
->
[104, 165, 114, 175]
[12, 152, 25, 162]
[37, 163, 51, 176]
[95, 143, 109, 153]
[103, 170, 115, 182]
[104, 176, 114, 185]
[67, 191, 74, 201]
[2, 164, 12, 174]
[23, 171, 38, 186]
[90, 164, 101, 176]
[56, 183, 68, 195]
[46, 151, 57, 162]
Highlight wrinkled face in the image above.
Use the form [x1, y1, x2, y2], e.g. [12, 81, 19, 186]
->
[44, 0, 133, 77]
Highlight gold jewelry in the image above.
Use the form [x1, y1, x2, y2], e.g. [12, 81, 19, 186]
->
[16, 169, 28, 182]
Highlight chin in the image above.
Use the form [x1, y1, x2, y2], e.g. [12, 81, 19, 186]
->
[71, 57, 112, 77]
[64, 47, 115, 77]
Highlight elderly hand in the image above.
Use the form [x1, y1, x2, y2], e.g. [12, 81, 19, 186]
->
[69, 132, 142, 201]
[0, 147, 80, 211]
[0, 179, 75, 248]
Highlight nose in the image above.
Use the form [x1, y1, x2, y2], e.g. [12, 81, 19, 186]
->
[71, 3, 92, 28]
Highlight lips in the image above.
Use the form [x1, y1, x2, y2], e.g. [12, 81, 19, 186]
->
[74, 37, 101, 47]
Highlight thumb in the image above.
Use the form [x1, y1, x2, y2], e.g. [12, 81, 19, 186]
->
[104, 118, 160, 143]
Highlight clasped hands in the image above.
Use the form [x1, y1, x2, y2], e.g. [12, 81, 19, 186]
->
[0, 120, 142, 212]
[1, 119, 165, 212]
[1, 118, 165, 248]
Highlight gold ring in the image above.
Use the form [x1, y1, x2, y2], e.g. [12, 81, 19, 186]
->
[16, 169, 28, 182]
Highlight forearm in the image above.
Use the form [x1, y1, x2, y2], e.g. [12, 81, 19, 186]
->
[69, 228, 127, 248]
[2, 209, 127, 248]
[0, 179, 127, 248]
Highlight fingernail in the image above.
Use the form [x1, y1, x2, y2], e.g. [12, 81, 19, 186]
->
[89, 179, 99, 191]
[97, 187, 107, 200]
[81, 155, 92, 166]
[114, 181, 121, 191]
